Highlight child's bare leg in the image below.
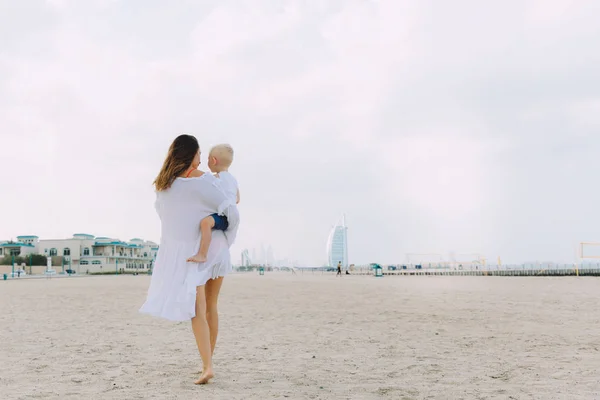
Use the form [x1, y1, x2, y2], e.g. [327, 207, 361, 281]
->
[197, 217, 214, 260]
[187, 216, 215, 263]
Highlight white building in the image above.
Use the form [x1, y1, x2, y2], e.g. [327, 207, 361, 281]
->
[327, 215, 349, 268]
[0, 233, 158, 274]
[0, 236, 37, 258]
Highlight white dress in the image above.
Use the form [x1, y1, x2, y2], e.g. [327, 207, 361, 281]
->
[139, 173, 239, 322]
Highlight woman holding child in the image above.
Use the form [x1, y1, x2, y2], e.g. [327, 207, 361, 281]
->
[139, 134, 238, 385]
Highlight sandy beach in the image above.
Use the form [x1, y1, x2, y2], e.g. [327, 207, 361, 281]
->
[1, 273, 600, 399]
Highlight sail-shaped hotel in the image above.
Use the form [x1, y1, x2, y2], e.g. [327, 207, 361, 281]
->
[326, 215, 348, 268]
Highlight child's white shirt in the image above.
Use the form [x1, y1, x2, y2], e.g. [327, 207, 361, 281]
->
[217, 171, 238, 205]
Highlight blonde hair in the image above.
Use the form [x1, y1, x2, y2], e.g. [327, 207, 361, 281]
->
[154, 135, 199, 191]
[210, 143, 234, 168]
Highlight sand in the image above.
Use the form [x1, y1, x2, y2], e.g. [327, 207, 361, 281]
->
[1, 273, 600, 399]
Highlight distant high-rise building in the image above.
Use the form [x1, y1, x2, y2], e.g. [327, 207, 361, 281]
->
[327, 214, 348, 268]
[267, 245, 274, 266]
[241, 249, 251, 266]
[260, 244, 267, 266]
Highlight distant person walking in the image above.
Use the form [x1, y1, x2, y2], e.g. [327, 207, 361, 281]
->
[336, 261, 342, 277]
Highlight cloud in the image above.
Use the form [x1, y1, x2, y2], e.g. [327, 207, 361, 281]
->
[1, 0, 600, 265]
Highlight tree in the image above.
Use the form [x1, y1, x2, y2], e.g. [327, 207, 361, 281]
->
[0, 256, 16, 265]
[30, 254, 49, 265]
[0, 254, 51, 266]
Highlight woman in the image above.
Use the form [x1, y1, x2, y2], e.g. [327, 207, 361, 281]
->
[140, 134, 238, 385]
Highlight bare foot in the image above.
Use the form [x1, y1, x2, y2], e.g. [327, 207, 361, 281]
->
[187, 254, 207, 263]
[194, 368, 214, 385]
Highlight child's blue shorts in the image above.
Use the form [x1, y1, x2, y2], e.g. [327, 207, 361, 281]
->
[211, 213, 229, 231]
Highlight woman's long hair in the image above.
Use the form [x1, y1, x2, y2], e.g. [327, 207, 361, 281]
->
[154, 134, 199, 191]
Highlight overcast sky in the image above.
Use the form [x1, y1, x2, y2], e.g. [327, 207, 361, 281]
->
[1, 0, 600, 266]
